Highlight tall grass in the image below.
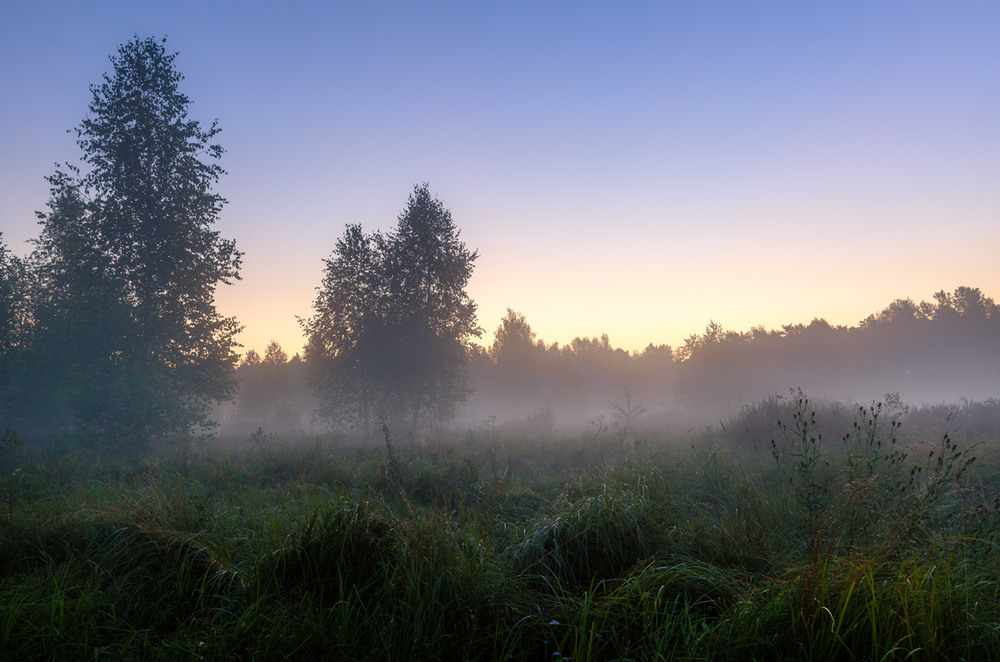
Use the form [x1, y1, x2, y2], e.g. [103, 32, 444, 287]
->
[0, 399, 997, 659]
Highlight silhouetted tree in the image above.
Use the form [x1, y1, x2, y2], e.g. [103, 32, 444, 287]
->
[263, 340, 289, 366]
[30, 36, 242, 451]
[241, 349, 262, 367]
[302, 223, 385, 432]
[490, 308, 539, 366]
[859, 298, 927, 328]
[935, 286, 998, 320]
[611, 385, 648, 454]
[303, 184, 480, 436]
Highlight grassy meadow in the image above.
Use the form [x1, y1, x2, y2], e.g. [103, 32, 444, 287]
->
[1, 397, 999, 661]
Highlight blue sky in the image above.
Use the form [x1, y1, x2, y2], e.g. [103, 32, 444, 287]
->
[2, 1, 998, 355]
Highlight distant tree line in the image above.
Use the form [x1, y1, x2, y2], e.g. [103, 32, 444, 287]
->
[463, 309, 675, 429]
[459, 286, 999, 428]
[223, 285, 999, 438]
[674, 286, 1000, 414]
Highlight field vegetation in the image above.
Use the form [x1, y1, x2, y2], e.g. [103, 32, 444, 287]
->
[1, 395, 998, 660]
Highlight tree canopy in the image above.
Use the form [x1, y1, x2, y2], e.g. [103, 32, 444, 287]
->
[303, 184, 481, 436]
[27, 36, 242, 450]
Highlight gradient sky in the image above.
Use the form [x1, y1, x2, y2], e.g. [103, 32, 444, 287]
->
[2, 1, 998, 356]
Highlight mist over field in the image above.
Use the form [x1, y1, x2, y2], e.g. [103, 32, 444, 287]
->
[2, 6, 1000, 657]
[217, 286, 1000, 442]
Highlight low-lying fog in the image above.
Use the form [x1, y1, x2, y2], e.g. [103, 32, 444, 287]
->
[218, 288, 1000, 442]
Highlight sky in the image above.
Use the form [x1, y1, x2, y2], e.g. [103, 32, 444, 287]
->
[1, 1, 998, 357]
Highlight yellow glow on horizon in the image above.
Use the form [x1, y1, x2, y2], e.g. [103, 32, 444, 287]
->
[221, 227, 999, 360]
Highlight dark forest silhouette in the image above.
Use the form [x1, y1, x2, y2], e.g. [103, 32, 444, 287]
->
[462, 286, 1000, 430]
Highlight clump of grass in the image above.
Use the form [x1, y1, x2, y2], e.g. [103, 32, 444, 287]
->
[254, 494, 398, 600]
[722, 548, 1000, 661]
[395, 455, 478, 511]
[513, 475, 664, 590]
[376, 511, 513, 659]
[0, 512, 85, 578]
[0, 516, 232, 659]
[86, 524, 229, 630]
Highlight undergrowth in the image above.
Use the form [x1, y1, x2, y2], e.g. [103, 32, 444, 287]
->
[0, 398, 998, 660]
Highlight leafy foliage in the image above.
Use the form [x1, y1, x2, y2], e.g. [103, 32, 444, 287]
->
[27, 36, 242, 450]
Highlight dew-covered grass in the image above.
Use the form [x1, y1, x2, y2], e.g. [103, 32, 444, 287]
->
[1, 401, 998, 660]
